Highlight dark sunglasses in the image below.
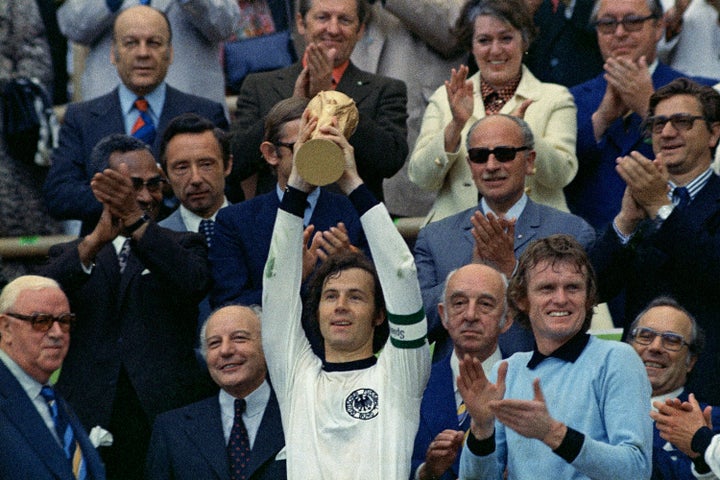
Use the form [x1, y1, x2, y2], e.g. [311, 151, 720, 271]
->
[630, 326, 690, 352]
[6, 312, 76, 333]
[130, 175, 165, 193]
[593, 14, 658, 34]
[468, 146, 529, 164]
[644, 114, 705, 135]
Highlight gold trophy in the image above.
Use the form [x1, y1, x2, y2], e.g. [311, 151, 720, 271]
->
[295, 90, 359, 186]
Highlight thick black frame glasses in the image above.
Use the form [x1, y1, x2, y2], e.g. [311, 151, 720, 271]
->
[644, 114, 705, 135]
[468, 146, 529, 164]
[275, 141, 296, 152]
[630, 326, 690, 352]
[130, 175, 165, 193]
[6, 312, 77, 333]
[593, 14, 658, 34]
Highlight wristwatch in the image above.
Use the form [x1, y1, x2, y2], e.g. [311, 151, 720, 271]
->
[125, 213, 150, 234]
[655, 204, 675, 223]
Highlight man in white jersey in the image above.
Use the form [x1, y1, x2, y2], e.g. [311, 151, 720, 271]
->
[262, 111, 431, 479]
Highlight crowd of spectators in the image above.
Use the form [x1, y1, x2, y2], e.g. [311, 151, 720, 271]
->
[3, 0, 720, 478]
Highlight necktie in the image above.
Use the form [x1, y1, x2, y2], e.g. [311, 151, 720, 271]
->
[673, 186, 691, 210]
[199, 219, 215, 248]
[131, 97, 156, 145]
[139, 0, 151, 5]
[40, 386, 86, 479]
[228, 398, 251, 480]
[118, 238, 131, 274]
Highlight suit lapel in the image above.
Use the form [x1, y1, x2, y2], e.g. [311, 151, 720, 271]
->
[0, 363, 73, 479]
[183, 398, 229, 479]
[513, 200, 540, 252]
[336, 63, 374, 105]
[246, 390, 285, 477]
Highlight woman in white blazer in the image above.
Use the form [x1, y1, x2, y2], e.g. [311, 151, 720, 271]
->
[408, 0, 578, 224]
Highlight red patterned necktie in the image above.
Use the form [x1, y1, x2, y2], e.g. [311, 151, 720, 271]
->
[130, 97, 156, 145]
[228, 398, 251, 480]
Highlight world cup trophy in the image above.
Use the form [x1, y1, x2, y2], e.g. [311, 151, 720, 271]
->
[294, 90, 359, 186]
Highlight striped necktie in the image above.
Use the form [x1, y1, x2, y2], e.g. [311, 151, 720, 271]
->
[131, 97, 156, 145]
[673, 186, 691, 210]
[40, 385, 86, 479]
[117, 238, 131, 274]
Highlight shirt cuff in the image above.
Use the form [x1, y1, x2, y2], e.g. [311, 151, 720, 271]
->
[612, 220, 634, 245]
[280, 186, 309, 218]
[348, 183, 379, 217]
[466, 429, 496, 456]
[553, 426, 585, 463]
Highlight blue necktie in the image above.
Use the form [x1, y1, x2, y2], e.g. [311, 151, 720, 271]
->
[131, 97, 156, 145]
[40, 386, 86, 479]
[199, 219, 215, 248]
[673, 186, 691, 210]
[228, 398, 251, 480]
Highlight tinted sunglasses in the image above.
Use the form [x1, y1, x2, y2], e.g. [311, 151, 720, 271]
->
[467, 146, 529, 164]
[6, 312, 76, 333]
[130, 175, 165, 193]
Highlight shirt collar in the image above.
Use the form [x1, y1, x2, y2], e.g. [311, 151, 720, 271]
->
[301, 56, 350, 86]
[480, 73, 521, 102]
[118, 82, 166, 118]
[323, 355, 377, 372]
[219, 378, 271, 420]
[651, 386, 685, 412]
[0, 348, 44, 400]
[481, 193, 528, 220]
[527, 331, 590, 369]
[179, 199, 229, 233]
[668, 168, 714, 203]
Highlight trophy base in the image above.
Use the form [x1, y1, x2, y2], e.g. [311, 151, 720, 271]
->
[295, 139, 344, 186]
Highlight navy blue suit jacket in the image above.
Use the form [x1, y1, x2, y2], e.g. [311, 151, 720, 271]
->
[43, 85, 228, 235]
[146, 391, 286, 480]
[591, 174, 720, 404]
[209, 188, 367, 308]
[0, 361, 106, 479]
[410, 352, 468, 480]
[415, 198, 596, 357]
[567, 64, 718, 230]
[652, 389, 720, 480]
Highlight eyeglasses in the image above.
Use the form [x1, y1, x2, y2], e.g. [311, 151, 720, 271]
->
[467, 146, 529, 164]
[5, 312, 76, 333]
[630, 326, 690, 352]
[275, 141, 295, 152]
[593, 14, 658, 34]
[644, 114, 705, 135]
[130, 175, 165, 193]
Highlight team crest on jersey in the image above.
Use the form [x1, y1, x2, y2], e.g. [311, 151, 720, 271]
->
[345, 388, 379, 420]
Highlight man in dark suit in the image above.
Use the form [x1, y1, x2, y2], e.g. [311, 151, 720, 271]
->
[43, 5, 228, 236]
[231, 0, 408, 203]
[411, 264, 510, 480]
[566, 0, 718, 230]
[524, 0, 604, 88]
[158, 113, 233, 336]
[591, 78, 720, 405]
[211, 97, 367, 310]
[40, 135, 214, 480]
[415, 114, 596, 357]
[146, 305, 286, 480]
[0, 275, 105, 479]
[627, 297, 720, 479]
